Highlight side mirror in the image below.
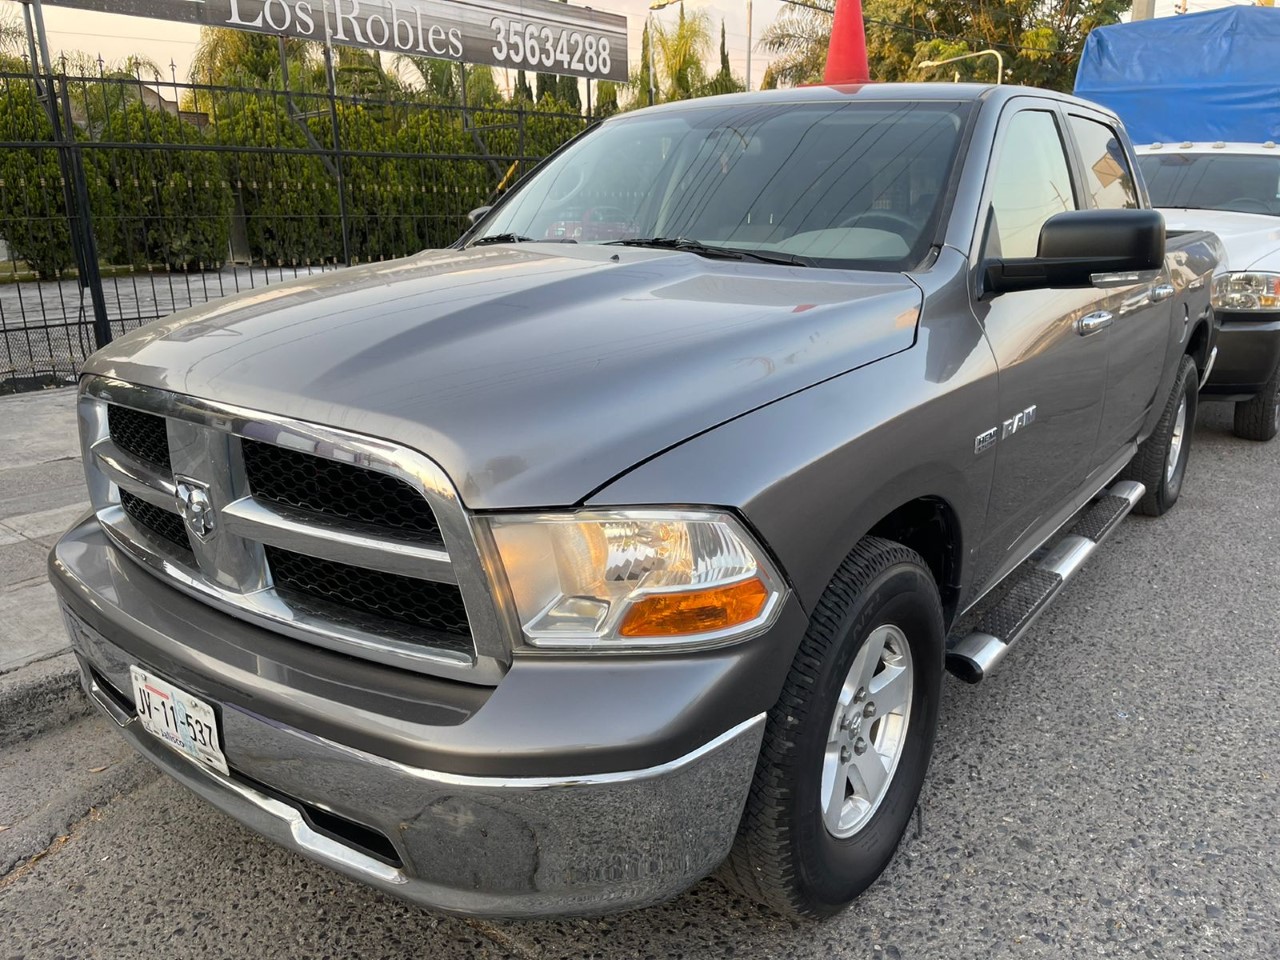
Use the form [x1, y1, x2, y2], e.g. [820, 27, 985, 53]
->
[467, 205, 493, 226]
[984, 209, 1166, 295]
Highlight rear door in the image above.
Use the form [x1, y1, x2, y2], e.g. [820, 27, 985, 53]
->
[969, 105, 1112, 591]
[1063, 111, 1176, 472]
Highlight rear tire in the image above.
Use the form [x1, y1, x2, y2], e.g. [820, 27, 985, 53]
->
[1232, 362, 1280, 442]
[720, 537, 943, 918]
[1122, 354, 1197, 517]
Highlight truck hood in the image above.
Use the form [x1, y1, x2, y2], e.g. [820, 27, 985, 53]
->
[1159, 208, 1280, 271]
[85, 244, 922, 509]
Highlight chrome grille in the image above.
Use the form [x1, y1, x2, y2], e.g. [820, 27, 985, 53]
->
[119, 490, 192, 553]
[78, 376, 509, 684]
[242, 439, 443, 543]
[265, 546, 472, 650]
[107, 405, 171, 470]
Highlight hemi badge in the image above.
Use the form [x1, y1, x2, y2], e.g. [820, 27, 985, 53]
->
[974, 427, 998, 455]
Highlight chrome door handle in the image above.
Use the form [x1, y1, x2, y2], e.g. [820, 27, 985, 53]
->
[1150, 283, 1175, 302]
[1078, 311, 1113, 336]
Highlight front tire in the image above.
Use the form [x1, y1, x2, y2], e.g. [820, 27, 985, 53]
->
[1122, 354, 1197, 517]
[721, 537, 943, 918]
[1233, 362, 1280, 442]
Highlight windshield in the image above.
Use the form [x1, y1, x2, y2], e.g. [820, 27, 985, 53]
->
[1138, 153, 1280, 216]
[473, 100, 971, 269]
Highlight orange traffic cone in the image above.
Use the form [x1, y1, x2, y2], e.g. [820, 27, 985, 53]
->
[822, 0, 870, 84]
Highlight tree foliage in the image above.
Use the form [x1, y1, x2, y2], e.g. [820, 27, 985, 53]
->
[759, 0, 1126, 92]
[702, 19, 747, 96]
[653, 7, 713, 103]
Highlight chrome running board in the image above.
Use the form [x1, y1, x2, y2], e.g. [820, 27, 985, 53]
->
[946, 480, 1146, 683]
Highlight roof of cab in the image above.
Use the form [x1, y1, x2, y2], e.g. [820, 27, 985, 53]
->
[608, 83, 1107, 118]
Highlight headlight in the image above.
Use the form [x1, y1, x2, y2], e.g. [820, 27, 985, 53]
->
[480, 509, 784, 651]
[1213, 272, 1280, 310]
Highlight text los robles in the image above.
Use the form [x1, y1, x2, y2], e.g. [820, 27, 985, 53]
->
[225, 0, 464, 59]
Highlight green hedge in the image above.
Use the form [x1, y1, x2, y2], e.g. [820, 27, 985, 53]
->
[215, 96, 341, 264]
[0, 80, 76, 279]
[0, 80, 591, 275]
[89, 102, 232, 270]
[396, 105, 491, 250]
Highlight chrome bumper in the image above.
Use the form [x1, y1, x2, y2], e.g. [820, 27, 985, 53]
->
[51, 511, 779, 917]
[67, 607, 763, 916]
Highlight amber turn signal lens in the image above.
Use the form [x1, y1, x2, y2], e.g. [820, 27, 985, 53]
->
[618, 577, 770, 638]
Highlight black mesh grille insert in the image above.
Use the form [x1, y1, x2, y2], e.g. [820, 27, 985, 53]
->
[265, 546, 471, 648]
[243, 440, 442, 543]
[120, 490, 191, 553]
[108, 405, 171, 471]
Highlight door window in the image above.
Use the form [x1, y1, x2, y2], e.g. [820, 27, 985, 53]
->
[985, 111, 1076, 259]
[1069, 115, 1139, 210]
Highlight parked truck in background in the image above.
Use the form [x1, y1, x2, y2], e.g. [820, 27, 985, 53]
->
[1077, 6, 1280, 440]
[51, 84, 1221, 919]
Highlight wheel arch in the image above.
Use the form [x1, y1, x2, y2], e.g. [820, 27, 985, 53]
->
[865, 495, 964, 627]
[1186, 314, 1212, 374]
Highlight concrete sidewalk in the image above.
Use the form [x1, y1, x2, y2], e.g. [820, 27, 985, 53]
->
[0, 387, 92, 744]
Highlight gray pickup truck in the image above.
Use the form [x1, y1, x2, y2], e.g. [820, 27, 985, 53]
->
[52, 84, 1222, 920]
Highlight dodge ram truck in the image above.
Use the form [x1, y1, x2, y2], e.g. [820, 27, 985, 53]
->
[51, 85, 1222, 919]
[1138, 142, 1280, 440]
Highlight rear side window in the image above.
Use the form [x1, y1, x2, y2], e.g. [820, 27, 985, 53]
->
[986, 110, 1077, 259]
[1069, 115, 1139, 210]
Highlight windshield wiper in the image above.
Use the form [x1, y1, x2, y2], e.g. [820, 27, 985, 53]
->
[471, 233, 537, 246]
[605, 237, 809, 267]
[472, 234, 581, 246]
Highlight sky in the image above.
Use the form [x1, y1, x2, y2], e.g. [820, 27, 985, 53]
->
[19, 0, 1252, 93]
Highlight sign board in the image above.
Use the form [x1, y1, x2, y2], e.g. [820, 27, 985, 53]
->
[39, 0, 629, 82]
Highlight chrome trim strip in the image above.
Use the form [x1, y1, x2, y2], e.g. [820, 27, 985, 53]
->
[91, 437, 178, 511]
[130, 711, 408, 886]
[80, 376, 507, 684]
[240, 779, 409, 886]
[1200, 346, 1218, 388]
[266, 709, 769, 790]
[96, 504, 483, 678]
[220, 497, 457, 583]
[77, 659, 137, 728]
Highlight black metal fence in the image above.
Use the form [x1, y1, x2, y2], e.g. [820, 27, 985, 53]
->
[0, 64, 590, 394]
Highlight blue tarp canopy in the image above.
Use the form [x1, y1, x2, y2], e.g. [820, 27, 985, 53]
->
[1074, 7, 1280, 144]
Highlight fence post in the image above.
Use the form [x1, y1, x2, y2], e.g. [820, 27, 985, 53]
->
[30, 0, 112, 350]
[56, 75, 111, 350]
[21, 2, 82, 284]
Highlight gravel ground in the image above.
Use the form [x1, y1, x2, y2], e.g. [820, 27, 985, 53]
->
[1, 402, 1276, 959]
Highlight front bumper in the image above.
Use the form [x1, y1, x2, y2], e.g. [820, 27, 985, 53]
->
[1202, 311, 1280, 399]
[51, 517, 793, 917]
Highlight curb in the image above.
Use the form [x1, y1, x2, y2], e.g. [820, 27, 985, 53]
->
[0, 653, 93, 749]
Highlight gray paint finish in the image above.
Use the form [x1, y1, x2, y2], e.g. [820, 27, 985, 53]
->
[84, 245, 922, 511]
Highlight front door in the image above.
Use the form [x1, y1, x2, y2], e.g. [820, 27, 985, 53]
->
[969, 107, 1111, 593]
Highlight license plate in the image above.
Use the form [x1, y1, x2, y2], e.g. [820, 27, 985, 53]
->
[129, 666, 228, 775]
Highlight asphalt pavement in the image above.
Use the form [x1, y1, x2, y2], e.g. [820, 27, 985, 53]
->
[1, 401, 1277, 959]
